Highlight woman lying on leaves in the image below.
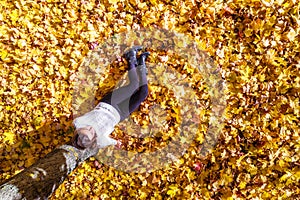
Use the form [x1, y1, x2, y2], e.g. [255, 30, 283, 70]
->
[71, 46, 150, 150]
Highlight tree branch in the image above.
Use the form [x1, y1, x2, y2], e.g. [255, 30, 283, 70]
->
[0, 144, 99, 200]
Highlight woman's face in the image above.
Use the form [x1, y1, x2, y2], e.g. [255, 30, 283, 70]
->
[77, 126, 95, 137]
[75, 126, 96, 148]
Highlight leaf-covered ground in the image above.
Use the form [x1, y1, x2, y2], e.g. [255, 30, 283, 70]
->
[1, 0, 300, 199]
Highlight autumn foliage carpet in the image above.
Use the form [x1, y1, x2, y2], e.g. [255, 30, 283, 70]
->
[0, 0, 299, 199]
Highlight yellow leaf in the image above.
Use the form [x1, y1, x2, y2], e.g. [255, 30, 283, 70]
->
[278, 159, 285, 168]
[279, 172, 292, 182]
[3, 131, 15, 144]
[1, 49, 8, 60]
[0, 25, 7, 37]
[108, 0, 119, 4]
[244, 28, 253, 37]
[17, 39, 27, 48]
[149, 0, 158, 6]
[167, 184, 179, 196]
[59, 67, 68, 79]
[287, 28, 297, 41]
[9, 10, 19, 23]
[238, 181, 247, 189]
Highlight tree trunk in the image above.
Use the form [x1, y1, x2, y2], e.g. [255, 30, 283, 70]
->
[0, 144, 99, 200]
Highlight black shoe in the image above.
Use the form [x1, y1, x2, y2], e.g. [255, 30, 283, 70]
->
[124, 46, 143, 66]
[137, 52, 150, 75]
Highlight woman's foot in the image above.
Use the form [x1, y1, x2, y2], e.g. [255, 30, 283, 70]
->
[124, 46, 143, 68]
[137, 52, 150, 75]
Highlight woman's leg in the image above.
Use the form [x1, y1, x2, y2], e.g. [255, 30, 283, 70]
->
[101, 67, 140, 106]
[116, 52, 150, 121]
[127, 53, 149, 113]
[101, 49, 150, 121]
[129, 52, 150, 112]
[128, 85, 148, 113]
[116, 84, 148, 122]
[100, 47, 143, 106]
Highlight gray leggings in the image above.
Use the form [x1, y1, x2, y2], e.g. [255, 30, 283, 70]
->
[100, 67, 148, 121]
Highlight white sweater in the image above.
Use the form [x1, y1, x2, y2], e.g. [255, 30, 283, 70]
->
[73, 102, 120, 147]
